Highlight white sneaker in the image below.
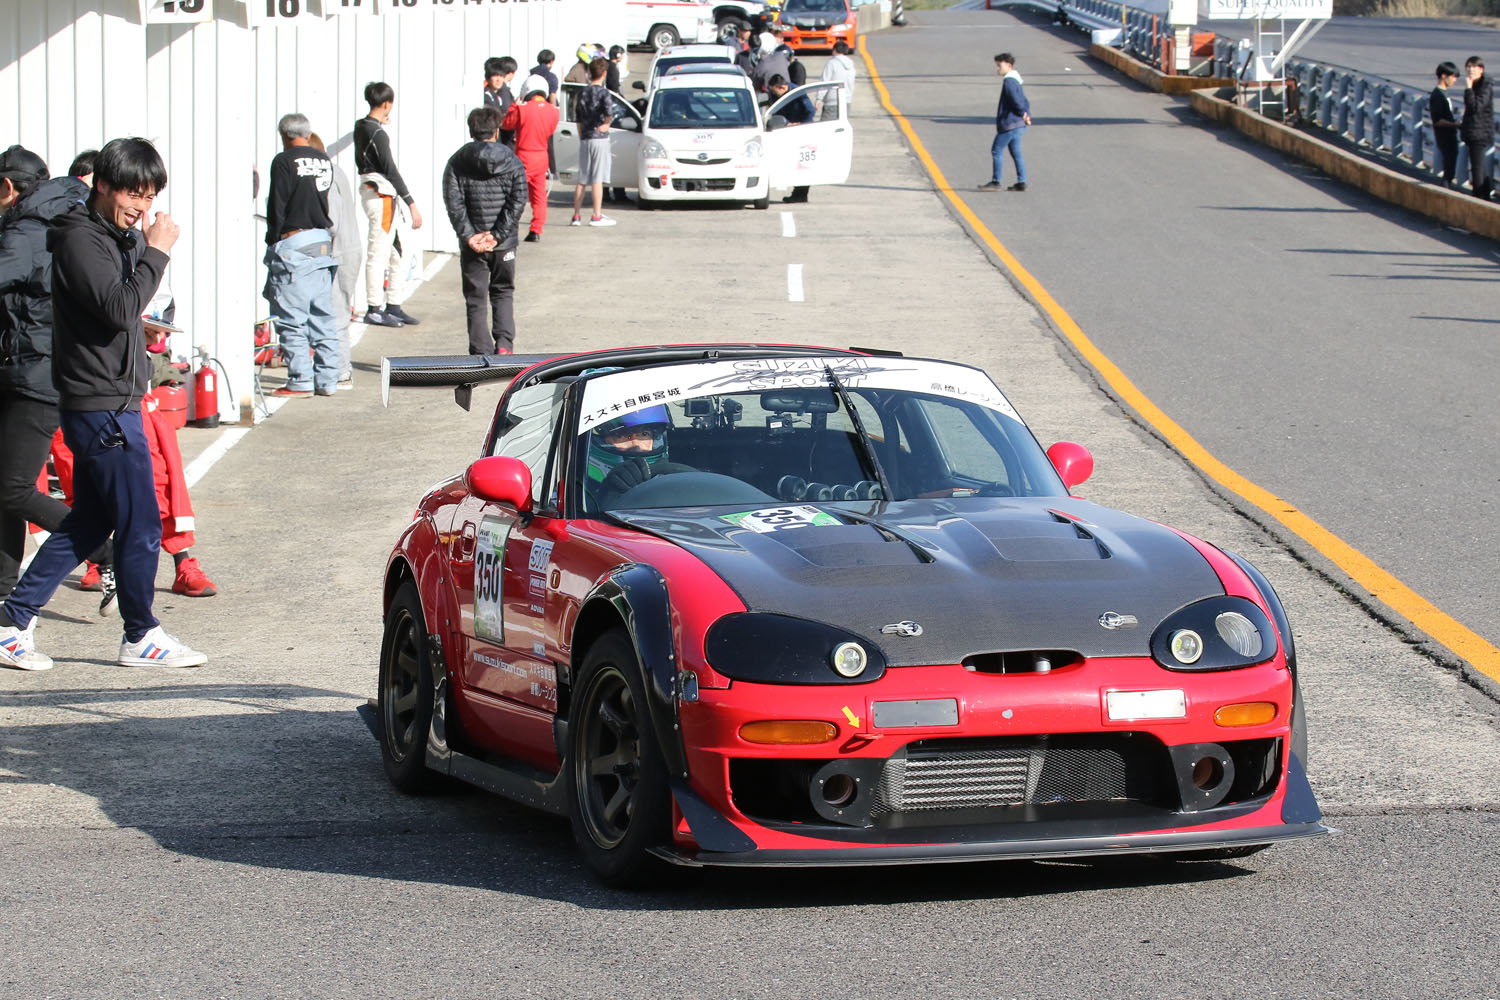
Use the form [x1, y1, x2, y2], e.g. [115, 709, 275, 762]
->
[588, 215, 617, 227]
[118, 626, 208, 668]
[569, 214, 582, 227]
[0, 619, 53, 671]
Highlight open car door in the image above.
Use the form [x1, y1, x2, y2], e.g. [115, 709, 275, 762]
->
[557, 84, 642, 191]
[762, 81, 853, 190]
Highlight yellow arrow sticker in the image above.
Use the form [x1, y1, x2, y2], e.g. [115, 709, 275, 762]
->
[842, 705, 860, 727]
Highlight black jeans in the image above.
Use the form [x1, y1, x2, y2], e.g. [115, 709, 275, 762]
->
[0, 396, 108, 597]
[1435, 129, 1459, 183]
[1466, 138, 1494, 199]
[460, 244, 517, 355]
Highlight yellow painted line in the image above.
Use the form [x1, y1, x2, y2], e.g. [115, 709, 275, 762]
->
[858, 35, 1500, 685]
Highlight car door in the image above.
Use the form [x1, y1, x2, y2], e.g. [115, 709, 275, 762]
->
[608, 92, 643, 189]
[763, 81, 853, 189]
[453, 380, 569, 766]
[555, 83, 584, 184]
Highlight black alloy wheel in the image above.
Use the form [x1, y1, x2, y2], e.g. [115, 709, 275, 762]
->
[568, 628, 670, 885]
[378, 579, 441, 793]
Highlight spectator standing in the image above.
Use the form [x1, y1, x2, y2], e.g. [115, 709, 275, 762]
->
[0, 147, 115, 615]
[979, 52, 1030, 192]
[571, 57, 618, 228]
[0, 137, 206, 671]
[443, 106, 528, 356]
[564, 45, 595, 87]
[68, 150, 97, 186]
[1461, 56, 1494, 201]
[766, 76, 816, 204]
[504, 75, 562, 243]
[484, 56, 520, 147]
[355, 81, 424, 328]
[529, 50, 562, 177]
[308, 132, 361, 390]
[606, 45, 628, 94]
[264, 113, 339, 398]
[821, 40, 856, 109]
[1430, 62, 1461, 188]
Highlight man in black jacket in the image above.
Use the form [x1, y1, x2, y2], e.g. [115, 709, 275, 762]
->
[444, 106, 528, 355]
[1461, 56, 1495, 201]
[0, 147, 116, 618]
[0, 138, 206, 671]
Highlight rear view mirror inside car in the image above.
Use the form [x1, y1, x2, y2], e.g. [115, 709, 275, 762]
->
[761, 390, 839, 414]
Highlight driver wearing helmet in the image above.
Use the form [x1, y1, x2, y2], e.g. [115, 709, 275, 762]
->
[586, 404, 694, 507]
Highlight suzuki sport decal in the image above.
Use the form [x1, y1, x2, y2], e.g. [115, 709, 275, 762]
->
[578, 356, 1021, 432]
[474, 517, 511, 644]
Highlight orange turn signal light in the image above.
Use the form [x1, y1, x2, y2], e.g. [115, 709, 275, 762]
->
[738, 720, 840, 745]
[1214, 701, 1277, 727]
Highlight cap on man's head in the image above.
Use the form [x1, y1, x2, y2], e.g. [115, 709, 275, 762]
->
[0, 145, 48, 183]
[521, 74, 552, 99]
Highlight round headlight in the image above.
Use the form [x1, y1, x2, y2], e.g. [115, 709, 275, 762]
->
[642, 139, 668, 160]
[830, 641, 867, 678]
[1215, 612, 1262, 658]
[1169, 629, 1203, 665]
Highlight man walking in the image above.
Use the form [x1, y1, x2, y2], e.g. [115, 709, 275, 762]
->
[503, 75, 561, 242]
[1461, 56, 1494, 201]
[979, 52, 1030, 192]
[264, 113, 339, 398]
[0, 137, 206, 670]
[355, 82, 424, 328]
[444, 107, 528, 355]
[570, 57, 617, 228]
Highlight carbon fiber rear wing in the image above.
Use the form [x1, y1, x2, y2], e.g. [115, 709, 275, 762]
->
[381, 354, 556, 411]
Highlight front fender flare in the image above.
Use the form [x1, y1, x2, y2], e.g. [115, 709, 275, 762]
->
[578, 564, 688, 781]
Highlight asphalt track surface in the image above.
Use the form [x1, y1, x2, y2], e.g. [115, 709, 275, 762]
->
[870, 10, 1500, 667]
[2, 39, 1499, 1000]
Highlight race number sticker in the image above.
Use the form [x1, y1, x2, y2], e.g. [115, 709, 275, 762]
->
[721, 506, 840, 533]
[474, 517, 511, 644]
[796, 145, 818, 169]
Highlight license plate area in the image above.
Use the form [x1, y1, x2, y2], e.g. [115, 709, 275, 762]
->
[872, 698, 959, 728]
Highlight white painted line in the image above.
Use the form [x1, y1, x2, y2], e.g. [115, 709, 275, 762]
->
[781, 211, 796, 238]
[421, 251, 451, 284]
[787, 263, 805, 302]
[184, 428, 252, 490]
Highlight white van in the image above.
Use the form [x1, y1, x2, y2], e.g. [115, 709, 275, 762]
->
[555, 71, 852, 210]
[625, 1, 719, 50]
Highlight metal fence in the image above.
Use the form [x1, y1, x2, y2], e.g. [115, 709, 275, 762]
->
[1211, 38, 1499, 190]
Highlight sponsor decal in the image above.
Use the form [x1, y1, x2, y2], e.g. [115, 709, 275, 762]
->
[880, 620, 924, 637]
[1098, 612, 1139, 630]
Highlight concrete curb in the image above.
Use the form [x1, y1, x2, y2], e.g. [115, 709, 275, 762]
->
[1087, 42, 1500, 242]
[1088, 41, 1232, 95]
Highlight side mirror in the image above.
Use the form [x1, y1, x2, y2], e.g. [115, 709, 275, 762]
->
[766, 113, 788, 131]
[465, 456, 534, 512]
[633, 80, 645, 91]
[1047, 441, 1093, 491]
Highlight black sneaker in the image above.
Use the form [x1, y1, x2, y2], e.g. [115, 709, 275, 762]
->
[978, 180, 1002, 191]
[1008, 182, 1027, 192]
[98, 566, 117, 618]
[386, 305, 420, 326]
[364, 308, 402, 327]
[523, 232, 541, 243]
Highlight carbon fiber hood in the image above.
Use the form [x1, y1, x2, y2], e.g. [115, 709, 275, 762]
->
[615, 498, 1225, 666]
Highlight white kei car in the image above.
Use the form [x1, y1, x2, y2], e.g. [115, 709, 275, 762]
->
[635, 43, 739, 98]
[557, 70, 852, 210]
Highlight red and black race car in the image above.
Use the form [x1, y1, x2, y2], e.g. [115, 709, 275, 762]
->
[375, 344, 1328, 884]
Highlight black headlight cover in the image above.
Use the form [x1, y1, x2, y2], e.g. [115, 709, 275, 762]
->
[1150, 596, 1278, 671]
[705, 612, 887, 685]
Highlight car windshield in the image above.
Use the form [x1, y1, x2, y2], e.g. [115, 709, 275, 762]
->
[576, 356, 1067, 513]
[654, 56, 731, 78]
[784, 0, 846, 10]
[649, 87, 758, 128]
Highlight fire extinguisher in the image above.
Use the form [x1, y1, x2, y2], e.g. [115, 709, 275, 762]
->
[193, 362, 220, 428]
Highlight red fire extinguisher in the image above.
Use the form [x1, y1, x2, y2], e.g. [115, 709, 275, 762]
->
[193, 362, 220, 428]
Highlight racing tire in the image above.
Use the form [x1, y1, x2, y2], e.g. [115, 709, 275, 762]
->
[612, 186, 627, 203]
[378, 579, 444, 794]
[717, 16, 749, 43]
[567, 627, 672, 887]
[752, 196, 770, 210]
[649, 23, 680, 50]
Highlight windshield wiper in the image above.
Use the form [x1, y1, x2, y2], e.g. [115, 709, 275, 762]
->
[824, 365, 893, 502]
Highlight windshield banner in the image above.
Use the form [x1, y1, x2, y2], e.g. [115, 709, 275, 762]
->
[577, 356, 1021, 432]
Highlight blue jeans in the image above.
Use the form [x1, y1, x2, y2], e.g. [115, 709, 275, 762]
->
[4, 410, 161, 642]
[264, 230, 339, 393]
[991, 126, 1027, 185]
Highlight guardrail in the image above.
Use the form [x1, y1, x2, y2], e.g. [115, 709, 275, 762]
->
[1211, 37, 1499, 192]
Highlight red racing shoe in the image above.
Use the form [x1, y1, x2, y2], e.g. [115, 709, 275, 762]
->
[171, 557, 218, 597]
[79, 562, 102, 591]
